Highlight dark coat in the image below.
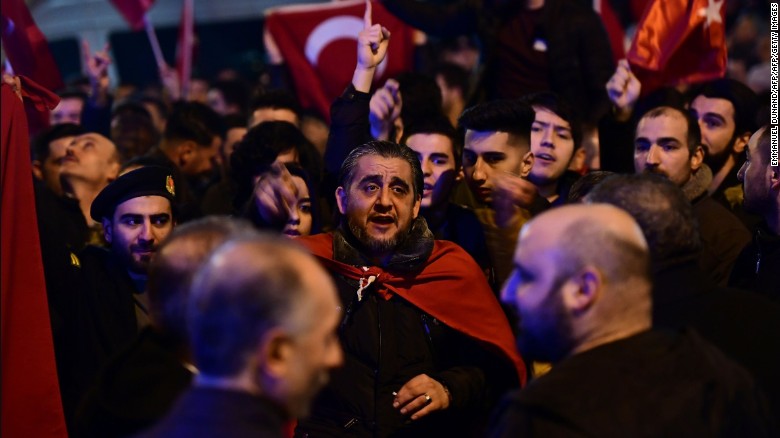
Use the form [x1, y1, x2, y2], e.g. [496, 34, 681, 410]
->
[653, 257, 780, 417]
[76, 327, 193, 437]
[296, 226, 519, 437]
[136, 387, 289, 438]
[488, 330, 775, 437]
[70, 246, 144, 409]
[729, 222, 780, 302]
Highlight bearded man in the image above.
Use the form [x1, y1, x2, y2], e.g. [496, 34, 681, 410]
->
[256, 140, 524, 436]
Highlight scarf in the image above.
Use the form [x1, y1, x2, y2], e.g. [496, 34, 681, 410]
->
[297, 231, 527, 385]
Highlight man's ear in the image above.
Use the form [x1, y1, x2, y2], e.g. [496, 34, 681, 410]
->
[520, 150, 535, 178]
[335, 187, 347, 214]
[690, 145, 704, 171]
[412, 195, 421, 218]
[177, 141, 196, 168]
[562, 267, 601, 315]
[102, 218, 113, 243]
[32, 160, 44, 180]
[258, 328, 293, 379]
[733, 132, 751, 155]
[771, 167, 780, 191]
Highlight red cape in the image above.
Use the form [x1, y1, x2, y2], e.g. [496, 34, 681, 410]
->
[297, 233, 527, 385]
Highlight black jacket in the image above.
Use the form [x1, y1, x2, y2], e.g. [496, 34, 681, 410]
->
[296, 224, 517, 437]
[729, 222, 780, 302]
[488, 330, 774, 437]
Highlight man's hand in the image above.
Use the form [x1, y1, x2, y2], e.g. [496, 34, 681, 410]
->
[159, 64, 181, 101]
[369, 79, 401, 140]
[353, 0, 391, 92]
[393, 374, 450, 420]
[606, 59, 641, 122]
[253, 163, 299, 226]
[492, 170, 537, 228]
[82, 40, 112, 106]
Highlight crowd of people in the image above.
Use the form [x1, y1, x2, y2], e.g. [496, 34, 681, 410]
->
[6, 0, 778, 436]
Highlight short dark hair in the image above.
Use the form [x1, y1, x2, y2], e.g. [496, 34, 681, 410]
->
[567, 171, 615, 203]
[147, 217, 257, 344]
[690, 78, 759, 136]
[338, 140, 423, 200]
[521, 91, 583, 149]
[637, 106, 702, 155]
[164, 101, 226, 146]
[458, 99, 534, 147]
[400, 116, 462, 169]
[188, 236, 312, 376]
[230, 121, 323, 209]
[249, 89, 302, 121]
[56, 88, 87, 102]
[586, 173, 702, 262]
[31, 123, 85, 162]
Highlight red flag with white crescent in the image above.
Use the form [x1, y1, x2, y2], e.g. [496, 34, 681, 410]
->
[627, 0, 727, 94]
[264, 0, 416, 121]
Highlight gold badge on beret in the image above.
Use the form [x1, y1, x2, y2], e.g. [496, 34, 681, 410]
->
[166, 175, 176, 196]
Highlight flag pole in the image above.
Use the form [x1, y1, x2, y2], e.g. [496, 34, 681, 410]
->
[144, 14, 166, 71]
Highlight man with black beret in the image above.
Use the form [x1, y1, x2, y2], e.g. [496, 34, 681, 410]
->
[67, 165, 177, 416]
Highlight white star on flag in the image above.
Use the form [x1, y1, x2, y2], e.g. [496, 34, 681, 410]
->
[697, 0, 723, 28]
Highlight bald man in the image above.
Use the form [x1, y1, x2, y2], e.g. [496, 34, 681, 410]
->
[491, 205, 773, 436]
[140, 235, 343, 437]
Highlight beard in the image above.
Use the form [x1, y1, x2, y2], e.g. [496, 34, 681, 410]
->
[703, 136, 737, 172]
[515, 275, 576, 364]
[346, 215, 412, 257]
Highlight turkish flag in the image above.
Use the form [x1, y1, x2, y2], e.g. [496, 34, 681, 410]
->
[264, 0, 415, 121]
[627, 0, 727, 94]
[109, 0, 156, 31]
[0, 0, 64, 93]
[1, 78, 66, 438]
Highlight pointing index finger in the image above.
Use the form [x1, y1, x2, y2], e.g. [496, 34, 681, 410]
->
[364, 0, 372, 29]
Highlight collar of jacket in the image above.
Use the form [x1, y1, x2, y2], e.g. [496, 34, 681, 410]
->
[682, 163, 713, 203]
[332, 217, 434, 272]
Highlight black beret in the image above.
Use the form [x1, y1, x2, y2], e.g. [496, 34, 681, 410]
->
[91, 165, 177, 221]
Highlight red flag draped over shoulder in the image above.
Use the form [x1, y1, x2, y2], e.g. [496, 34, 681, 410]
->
[109, 0, 156, 31]
[1, 78, 66, 438]
[264, 0, 415, 122]
[297, 233, 527, 386]
[627, 0, 727, 95]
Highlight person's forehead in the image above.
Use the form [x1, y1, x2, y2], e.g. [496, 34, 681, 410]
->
[636, 112, 688, 140]
[533, 107, 571, 129]
[49, 137, 74, 156]
[406, 133, 455, 158]
[691, 95, 735, 120]
[354, 155, 413, 180]
[747, 127, 767, 156]
[290, 175, 309, 198]
[114, 195, 172, 215]
[56, 97, 84, 110]
[465, 130, 520, 153]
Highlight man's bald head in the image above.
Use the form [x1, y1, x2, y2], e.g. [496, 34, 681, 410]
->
[502, 204, 651, 362]
[188, 235, 342, 417]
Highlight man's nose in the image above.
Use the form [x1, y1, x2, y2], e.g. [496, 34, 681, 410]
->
[541, 128, 554, 148]
[645, 145, 661, 165]
[421, 159, 433, 176]
[139, 220, 154, 242]
[471, 158, 487, 181]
